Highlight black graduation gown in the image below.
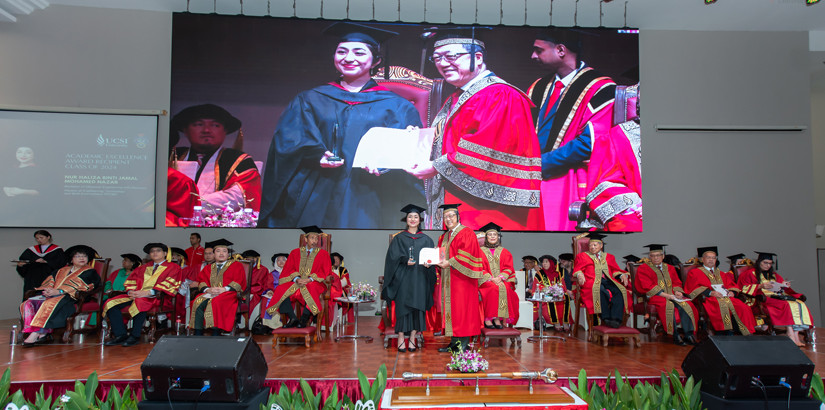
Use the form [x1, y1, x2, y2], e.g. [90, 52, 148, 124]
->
[259, 80, 424, 229]
[382, 230, 436, 330]
[17, 245, 65, 300]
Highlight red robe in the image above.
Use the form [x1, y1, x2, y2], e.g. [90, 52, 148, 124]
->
[737, 268, 813, 328]
[103, 261, 181, 318]
[165, 168, 199, 227]
[635, 262, 697, 336]
[249, 265, 275, 314]
[685, 266, 755, 334]
[573, 252, 630, 316]
[265, 248, 330, 318]
[189, 261, 246, 332]
[430, 77, 542, 230]
[478, 246, 519, 324]
[437, 225, 483, 337]
[185, 246, 205, 268]
[528, 68, 615, 231]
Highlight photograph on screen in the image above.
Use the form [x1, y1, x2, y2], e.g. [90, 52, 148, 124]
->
[0, 110, 158, 228]
[169, 14, 640, 232]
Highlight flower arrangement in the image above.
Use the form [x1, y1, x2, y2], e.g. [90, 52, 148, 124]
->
[351, 282, 376, 301]
[446, 345, 489, 373]
[188, 202, 258, 228]
[543, 283, 565, 300]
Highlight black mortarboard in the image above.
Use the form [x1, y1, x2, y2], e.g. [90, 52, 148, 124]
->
[697, 246, 718, 257]
[726, 253, 746, 262]
[331, 252, 344, 261]
[586, 232, 607, 242]
[754, 252, 776, 261]
[300, 226, 323, 235]
[558, 253, 574, 261]
[432, 26, 490, 72]
[65, 245, 98, 262]
[438, 203, 461, 213]
[400, 204, 426, 221]
[479, 222, 502, 233]
[242, 250, 261, 258]
[644, 244, 667, 252]
[143, 243, 168, 254]
[205, 239, 233, 249]
[120, 253, 142, 267]
[171, 247, 187, 258]
[322, 22, 398, 49]
[271, 253, 289, 264]
[522, 255, 539, 262]
[539, 254, 557, 264]
[170, 104, 241, 134]
[535, 28, 583, 54]
[623, 254, 641, 263]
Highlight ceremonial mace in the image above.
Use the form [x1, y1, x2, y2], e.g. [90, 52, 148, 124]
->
[402, 368, 558, 395]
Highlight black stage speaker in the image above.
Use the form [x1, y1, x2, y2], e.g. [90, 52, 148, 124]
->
[141, 335, 267, 402]
[681, 335, 814, 400]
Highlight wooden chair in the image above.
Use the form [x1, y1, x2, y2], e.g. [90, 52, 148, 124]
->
[63, 257, 111, 343]
[231, 260, 253, 336]
[626, 261, 660, 339]
[589, 312, 641, 347]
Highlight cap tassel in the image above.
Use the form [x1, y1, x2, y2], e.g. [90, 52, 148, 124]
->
[256, 258, 261, 270]
[232, 128, 244, 151]
[166, 250, 172, 263]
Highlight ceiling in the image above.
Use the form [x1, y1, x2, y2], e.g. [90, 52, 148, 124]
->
[2, 0, 824, 32]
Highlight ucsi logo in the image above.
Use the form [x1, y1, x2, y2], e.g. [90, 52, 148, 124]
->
[96, 134, 128, 147]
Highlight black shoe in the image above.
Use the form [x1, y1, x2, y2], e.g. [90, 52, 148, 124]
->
[685, 334, 697, 345]
[34, 334, 53, 345]
[122, 336, 140, 347]
[284, 319, 299, 328]
[296, 321, 306, 328]
[438, 342, 456, 353]
[397, 345, 406, 353]
[484, 322, 495, 329]
[104, 335, 129, 346]
[603, 319, 620, 329]
[673, 333, 686, 346]
[494, 322, 504, 329]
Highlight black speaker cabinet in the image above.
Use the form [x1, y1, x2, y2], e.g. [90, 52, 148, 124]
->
[141, 335, 267, 402]
[682, 335, 814, 400]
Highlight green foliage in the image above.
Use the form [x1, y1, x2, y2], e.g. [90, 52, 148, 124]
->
[810, 372, 825, 404]
[355, 363, 387, 405]
[568, 368, 703, 410]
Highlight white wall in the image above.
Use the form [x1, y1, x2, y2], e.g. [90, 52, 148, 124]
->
[0, 6, 819, 324]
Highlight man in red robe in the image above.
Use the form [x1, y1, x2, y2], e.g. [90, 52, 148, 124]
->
[477, 223, 519, 328]
[572, 233, 630, 328]
[189, 239, 246, 335]
[406, 31, 542, 230]
[528, 29, 640, 231]
[185, 233, 205, 267]
[265, 226, 331, 328]
[685, 247, 755, 336]
[634, 244, 697, 345]
[103, 243, 181, 347]
[434, 204, 483, 352]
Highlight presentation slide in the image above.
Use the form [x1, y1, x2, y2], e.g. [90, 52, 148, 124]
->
[0, 110, 158, 228]
[170, 14, 640, 232]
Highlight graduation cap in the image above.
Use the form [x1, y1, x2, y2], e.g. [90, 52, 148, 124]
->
[754, 251, 778, 269]
[621, 255, 639, 263]
[170, 104, 241, 134]
[170, 247, 187, 258]
[726, 253, 746, 263]
[400, 203, 426, 221]
[143, 243, 168, 254]
[644, 244, 667, 254]
[539, 254, 557, 264]
[697, 246, 718, 257]
[271, 252, 289, 264]
[120, 253, 142, 267]
[521, 255, 539, 263]
[300, 226, 323, 235]
[586, 232, 607, 243]
[205, 239, 233, 249]
[65, 245, 99, 262]
[438, 203, 462, 214]
[331, 252, 344, 261]
[479, 222, 502, 233]
[323, 22, 399, 80]
[241, 250, 261, 258]
[432, 26, 491, 72]
[558, 253, 574, 261]
[535, 27, 583, 54]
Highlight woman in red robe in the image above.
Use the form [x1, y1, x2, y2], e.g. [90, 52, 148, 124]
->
[737, 252, 812, 346]
[477, 223, 520, 328]
[531, 255, 572, 330]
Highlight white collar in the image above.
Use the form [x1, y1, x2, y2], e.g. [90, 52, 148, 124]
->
[555, 61, 586, 87]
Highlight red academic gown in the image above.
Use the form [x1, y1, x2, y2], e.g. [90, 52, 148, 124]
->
[103, 261, 181, 318]
[478, 246, 519, 324]
[437, 225, 483, 337]
[531, 267, 573, 326]
[685, 266, 756, 334]
[249, 265, 275, 315]
[573, 252, 630, 316]
[737, 268, 813, 328]
[431, 77, 542, 230]
[635, 262, 698, 336]
[189, 261, 246, 332]
[166, 168, 199, 227]
[185, 246, 205, 268]
[528, 68, 615, 231]
[265, 248, 330, 318]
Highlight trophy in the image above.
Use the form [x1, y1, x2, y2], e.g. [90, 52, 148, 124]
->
[328, 123, 342, 162]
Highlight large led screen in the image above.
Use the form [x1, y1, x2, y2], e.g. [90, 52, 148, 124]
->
[169, 13, 640, 232]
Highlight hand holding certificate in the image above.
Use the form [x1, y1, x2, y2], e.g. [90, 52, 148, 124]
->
[711, 284, 727, 296]
[418, 248, 441, 265]
[351, 127, 435, 170]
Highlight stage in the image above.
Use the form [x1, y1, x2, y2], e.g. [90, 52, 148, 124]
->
[2, 317, 824, 395]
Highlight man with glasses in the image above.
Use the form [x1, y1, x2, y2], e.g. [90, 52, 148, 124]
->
[405, 30, 542, 230]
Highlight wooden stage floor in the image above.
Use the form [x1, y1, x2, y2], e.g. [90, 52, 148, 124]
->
[2, 317, 824, 383]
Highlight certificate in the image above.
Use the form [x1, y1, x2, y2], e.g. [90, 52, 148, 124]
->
[711, 284, 727, 295]
[419, 248, 441, 265]
[351, 127, 435, 169]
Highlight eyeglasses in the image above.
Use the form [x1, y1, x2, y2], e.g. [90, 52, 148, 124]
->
[429, 52, 470, 64]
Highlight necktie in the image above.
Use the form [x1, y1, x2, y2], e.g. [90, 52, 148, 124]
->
[217, 263, 224, 271]
[153, 263, 159, 272]
[543, 81, 565, 119]
[194, 153, 207, 182]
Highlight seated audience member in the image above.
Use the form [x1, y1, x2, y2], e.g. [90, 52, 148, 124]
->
[685, 246, 756, 336]
[259, 253, 288, 329]
[243, 250, 273, 329]
[533, 255, 572, 331]
[331, 252, 354, 322]
[189, 239, 246, 335]
[634, 244, 698, 346]
[20, 245, 101, 346]
[265, 226, 331, 328]
[557, 253, 575, 296]
[522, 255, 539, 298]
[103, 243, 181, 347]
[478, 223, 519, 329]
[103, 253, 142, 302]
[572, 233, 630, 328]
[737, 252, 813, 346]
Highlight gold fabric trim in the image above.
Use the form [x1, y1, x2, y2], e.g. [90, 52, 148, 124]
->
[453, 152, 541, 180]
[457, 139, 542, 168]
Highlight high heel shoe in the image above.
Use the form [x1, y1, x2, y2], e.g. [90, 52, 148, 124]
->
[408, 338, 418, 352]
[397, 339, 407, 353]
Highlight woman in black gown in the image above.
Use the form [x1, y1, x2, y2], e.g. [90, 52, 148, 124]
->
[16, 230, 65, 300]
[382, 204, 436, 352]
